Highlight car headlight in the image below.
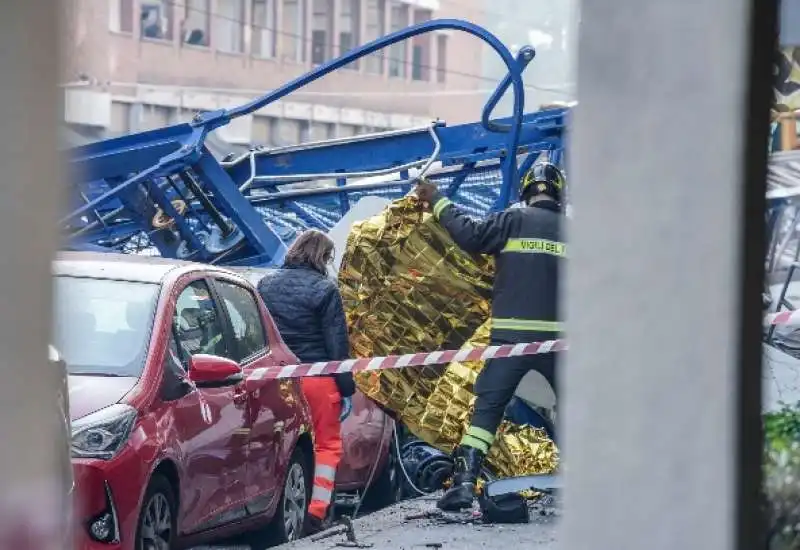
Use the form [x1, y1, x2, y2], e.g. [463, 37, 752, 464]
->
[71, 404, 137, 460]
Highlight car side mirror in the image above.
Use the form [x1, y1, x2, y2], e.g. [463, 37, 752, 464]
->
[189, 354, 244, 388]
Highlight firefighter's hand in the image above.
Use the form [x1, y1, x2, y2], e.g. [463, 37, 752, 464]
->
[415, 181, 437, 209]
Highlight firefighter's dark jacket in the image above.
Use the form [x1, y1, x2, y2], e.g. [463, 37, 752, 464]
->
[431, 192, 564, 343]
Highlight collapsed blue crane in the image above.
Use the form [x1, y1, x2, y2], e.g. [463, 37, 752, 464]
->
[62, 19, 569, 267]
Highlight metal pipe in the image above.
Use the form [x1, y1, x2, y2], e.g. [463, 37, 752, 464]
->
[481, 47, 536, 133]
[167, 175, 211, 233]
[67, 206, 127, 238]
[239, 122, 442, 188]
[179, 172, 234, 237]
[222, 124, 436, 168]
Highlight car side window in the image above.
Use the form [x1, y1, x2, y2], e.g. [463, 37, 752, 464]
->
[214, 280, 268, 363]
[173, 280, 229, 366]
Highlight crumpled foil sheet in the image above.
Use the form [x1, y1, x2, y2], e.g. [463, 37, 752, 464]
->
[338, 197, 558, 478]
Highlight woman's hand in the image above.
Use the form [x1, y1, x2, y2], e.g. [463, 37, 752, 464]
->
[339, 396, 353, 422]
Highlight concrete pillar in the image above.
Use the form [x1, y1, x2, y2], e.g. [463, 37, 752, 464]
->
[275, 0, 285, 59]
[404, 5, 413, 82]
[429, 29, 438, 84]
[244, 0, 254, 55]
[561, 1, 775, 549]
[332, 0, 342, 60]
[358, 0, 367, 73]
[0, 1, 71, 549]
[381, 0, 391, 78]
[303, 0, 313, 63]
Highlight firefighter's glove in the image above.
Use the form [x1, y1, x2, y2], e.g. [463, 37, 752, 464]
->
[340, 396, 352, 422]
[415, 181, 437, 210]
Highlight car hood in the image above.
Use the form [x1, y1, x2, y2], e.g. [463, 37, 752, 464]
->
[67, 375, 138, 421]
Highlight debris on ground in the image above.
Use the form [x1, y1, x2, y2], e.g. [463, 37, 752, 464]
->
[274, 494, 560, 550]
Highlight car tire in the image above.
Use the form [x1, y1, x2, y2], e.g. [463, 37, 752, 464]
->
[363, 437, 403, 510]
[248, 446, 311, 549]
[135, 474, 177, 550]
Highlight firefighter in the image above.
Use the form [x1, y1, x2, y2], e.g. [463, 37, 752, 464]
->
[415, 161, 566, 512]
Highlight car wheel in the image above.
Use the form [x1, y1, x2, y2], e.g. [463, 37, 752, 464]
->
[363, 437, 403, 510]
[135, 474, 177, 550]
[248, 447, 310, 549]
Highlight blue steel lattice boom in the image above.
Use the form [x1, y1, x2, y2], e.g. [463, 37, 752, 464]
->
[62, 19, 568, 267]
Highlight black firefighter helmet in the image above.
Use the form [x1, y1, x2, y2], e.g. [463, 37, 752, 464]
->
[521, 162, 565, 204]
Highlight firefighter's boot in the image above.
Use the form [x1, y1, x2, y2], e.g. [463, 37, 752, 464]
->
[437, 445, 484, 512]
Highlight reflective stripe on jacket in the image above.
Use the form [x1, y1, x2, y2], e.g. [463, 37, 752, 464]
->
[431, 192, 565, 343]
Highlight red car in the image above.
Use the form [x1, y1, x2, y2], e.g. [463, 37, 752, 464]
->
[55, 252, 398, 550]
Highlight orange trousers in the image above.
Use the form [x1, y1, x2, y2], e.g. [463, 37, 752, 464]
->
[301, 376, 343, 520]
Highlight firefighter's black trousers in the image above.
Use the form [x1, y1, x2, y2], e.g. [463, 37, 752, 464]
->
[470, 334, 558, 440]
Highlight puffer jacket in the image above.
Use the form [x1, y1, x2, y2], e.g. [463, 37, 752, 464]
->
[257, 262, 356, 397]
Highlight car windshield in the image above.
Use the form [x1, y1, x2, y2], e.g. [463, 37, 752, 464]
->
[53, 276, 160, 377]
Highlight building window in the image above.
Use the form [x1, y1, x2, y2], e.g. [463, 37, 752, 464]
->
[140, 105, 173, 131]
[364, 0, 385, 75]
[411, 9, 431, 81]
[388, 1, 409, 78]
[215, 0, 246, 53]
[327, 124, 338, 139]
[309, 122, 333, 141]
[338, 124, 358, 137]
[340, 0, 361, 69]
[140, 1, 174, 41]
[312, 0, 334, 65]
[252, 0, 276, 57]
[251, 115, 273, 145]
[282, 0, 307, 62]
[110, 0, 134, 33]
[109, 102, 132, 136]
[271, 118, 303, 145]
[181, 0, 210, 46]
[436, 34, 447, 83]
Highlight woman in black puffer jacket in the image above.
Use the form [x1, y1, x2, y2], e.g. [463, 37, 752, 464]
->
[257, 229, 355, 532]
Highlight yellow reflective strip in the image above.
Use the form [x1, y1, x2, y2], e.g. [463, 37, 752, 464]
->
[466, 425, 495, 445]
[432, 197, 453, 220]
[200, 334, 223, 353]
[503, 238, 566, 257]
[461, 434, 490, 454]
[491, 318, 563, 332]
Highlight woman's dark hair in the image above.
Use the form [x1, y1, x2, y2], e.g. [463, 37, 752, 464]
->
[283, 229, 335, 274]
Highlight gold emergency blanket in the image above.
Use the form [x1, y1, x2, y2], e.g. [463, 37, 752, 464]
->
[775, 47, 800, 113]
[338, 196, 558, 478]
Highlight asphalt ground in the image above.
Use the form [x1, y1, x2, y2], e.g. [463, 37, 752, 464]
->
[191, 494, 560, 550]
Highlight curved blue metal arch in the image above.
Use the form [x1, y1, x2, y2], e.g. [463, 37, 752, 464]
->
[481, 46, 536, 134]
[192, 18, 529, 210]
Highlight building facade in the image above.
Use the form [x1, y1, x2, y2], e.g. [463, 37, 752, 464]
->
[62, 0, 488, 149]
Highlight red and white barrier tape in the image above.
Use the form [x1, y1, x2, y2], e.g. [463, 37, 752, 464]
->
[765, 310, 800, 326]
[247, 338, 568, 381]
